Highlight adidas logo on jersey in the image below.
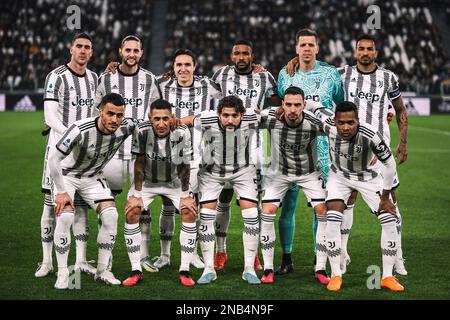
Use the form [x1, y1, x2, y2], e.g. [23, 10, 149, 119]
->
[112, 85, 119, 90]
[351, 78, 357, 82]
[89, 144, 95, 149]
[14, 95, 36, 112]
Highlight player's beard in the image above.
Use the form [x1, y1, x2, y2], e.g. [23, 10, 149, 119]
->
[123, 57, 139, 68]
[359, 56, 374, 66]
[235, 61, 251, 73]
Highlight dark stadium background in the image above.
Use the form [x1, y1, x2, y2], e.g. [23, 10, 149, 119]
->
[0, 0, 449, 302]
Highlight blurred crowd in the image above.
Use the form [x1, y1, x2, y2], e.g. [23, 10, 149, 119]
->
[1, 0, 449, 94]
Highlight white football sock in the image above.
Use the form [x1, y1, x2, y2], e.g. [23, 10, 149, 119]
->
[378, 213, 398, 278]
[41, 194, 55, 264]
[326, 210, 343, 277]
[159, 205, 175, 258]
[340, 204, 353, 259]
[215, 200, 231, 252]
[198, 208, 216, 271]
[260, 213, 276, 271]
[179, 222, 197, 272]
[54, 210, 74, 271]
[395, 205, 403, 260]
[97, 206, 118, 273]
[74, 205, 89, 264]
[242, 208, 259, 272]
[124, 223, 142, 272]
[315, 214, 328, 272]
[139, 210, 151, 259]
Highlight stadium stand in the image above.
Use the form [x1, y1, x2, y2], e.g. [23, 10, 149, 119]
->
[0, 0, 448, 93]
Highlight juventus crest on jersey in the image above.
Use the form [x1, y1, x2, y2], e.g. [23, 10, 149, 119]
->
[211, 65, 277, 110]
[131, 122, 193, 184]
[320, 116, 393, 182]
[56, 117, 137, 178]
[339, 65, 401, 142]
[194, 110, 259, 177]
[261, 108, 325, 176]
[95, 66, 160, 160]
[44, 64, 98, 128]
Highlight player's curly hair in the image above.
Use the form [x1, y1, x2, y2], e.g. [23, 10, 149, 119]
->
[218, 96, 245, 115]
[335, 101, 358, 116]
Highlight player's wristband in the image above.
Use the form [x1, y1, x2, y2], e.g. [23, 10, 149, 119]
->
[180, 190, 190, 198]
[133, 190, 142, 198]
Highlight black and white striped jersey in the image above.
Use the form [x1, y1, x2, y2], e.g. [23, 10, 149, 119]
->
[320, 116, 393, 181]
[157, 75, 222, 118]
[55, 117, 137, 178]
[339, 65, 401, 143]
[195, 110, 259, 177]
[131, 122, 192, 184]
[95, 66, 160, 160]
[43, 64, 98, 130]
[211, 65, 277, 110]
[260, 108, 325, 176]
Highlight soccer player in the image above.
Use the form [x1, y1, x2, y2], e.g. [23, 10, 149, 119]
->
[210, 40, 278, 271]
[259, 87, 329, 284]
[312, 101, 404, 292]
[337, 34, 408, 275]
[121, 99, 197, 287]
[48, 93, 137, 289]
[152, 49, 222, 271]
[277, 28, 344, 276]
[182, 96, 261, 285]
[37, 33, 98, 278]
[95, 35, 160, 272]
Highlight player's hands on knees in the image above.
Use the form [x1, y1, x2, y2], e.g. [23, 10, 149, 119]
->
[125, 196, 144, 215]
[286, 56, 300, 77]
[54, 193, 74, 216]
[378, 198, 397, 216]
[170, 115, 182, 130]
[395, 143, 408, 164]
[105, 61, 119, 74]
[180, 196, 197, 216]
[252, 64, 266, 73]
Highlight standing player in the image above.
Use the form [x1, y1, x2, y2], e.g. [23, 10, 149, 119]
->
[36, 33, 98, 278]
[121, 99, 197, 287]
[258, 87, 329, 284]
[183, 96, 261, 285]
[48, 93, 137, 289]
[313, 101, 404, 292]
[95, 35, 160, 272]
[337, 34, 408, 275]
[210, 40, 278, 270]
[152, 49, 222, 271]
[277, 28, 344, 276]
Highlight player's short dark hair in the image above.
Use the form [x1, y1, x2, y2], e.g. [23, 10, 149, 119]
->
[150, 99, 173, 113]
[356, 33, 377, 47]
[283, 86, 305, 100]
[295, 28, 318, 44]
[233, 39, 253, 49]
[173, 49, 196, 66]
[98, 93, 125, 110]
[71, 32, 93, 45]
[218, 96, 245, 115]
[121, 35, 142, 48]
[335, 101, 358, 116]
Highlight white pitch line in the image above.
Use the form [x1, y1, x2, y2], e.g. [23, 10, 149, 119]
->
[410, 126, 450, 136]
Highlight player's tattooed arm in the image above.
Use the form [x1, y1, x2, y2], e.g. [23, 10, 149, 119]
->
[178, 163, 191, 193]
[133, 154, 146, 192]
[180, 115, 195, 127]
[392, 97, 408, 164]
[178, 163, 197, 215]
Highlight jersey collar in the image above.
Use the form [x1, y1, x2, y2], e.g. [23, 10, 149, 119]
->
[66, 64, 86, 77]
[117, 64, 140, 77]
[356, 64, 378, 75]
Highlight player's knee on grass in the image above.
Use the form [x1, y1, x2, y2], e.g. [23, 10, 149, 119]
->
[126, 206, 142, 224]
[219, 188, 233, 203]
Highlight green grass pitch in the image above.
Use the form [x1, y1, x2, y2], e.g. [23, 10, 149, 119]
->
[0, 111, 449, 300]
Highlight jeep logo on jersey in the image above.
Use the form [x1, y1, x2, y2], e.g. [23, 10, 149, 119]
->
[71, 96, 94, 107]
[280, 141, 304, 151]
[330, 145, 359, 161]
[90, 149, 116, 160]
[123, 97, 143, 108]
[176, 98, 200, 111]
[228, 85, 258, 98]
[305, 94, 320, 102]
[350, 88, 380, 103]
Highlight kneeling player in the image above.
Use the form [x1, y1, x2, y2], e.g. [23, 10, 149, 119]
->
[121, 99, 197, 287]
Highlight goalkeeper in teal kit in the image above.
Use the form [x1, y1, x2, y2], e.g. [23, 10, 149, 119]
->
[276, 28, 344, 284]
